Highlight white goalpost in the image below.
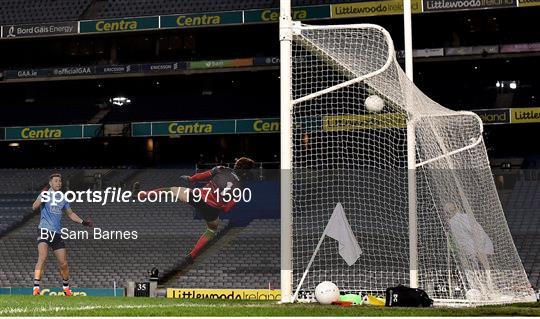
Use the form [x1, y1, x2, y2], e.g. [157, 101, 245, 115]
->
[403, 0, 418, 292]
[279, 0, 294, 303]
[279, 1, 536, 306]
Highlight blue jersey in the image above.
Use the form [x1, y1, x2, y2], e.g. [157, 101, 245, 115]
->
[37, 190, 70, 233]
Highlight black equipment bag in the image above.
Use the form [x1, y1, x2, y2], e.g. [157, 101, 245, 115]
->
[385, 284, 433, 307]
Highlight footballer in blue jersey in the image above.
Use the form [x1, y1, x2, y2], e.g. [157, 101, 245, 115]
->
[31, 173, 93, 296]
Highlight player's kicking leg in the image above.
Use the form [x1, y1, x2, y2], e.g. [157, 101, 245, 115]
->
[53, 248, 73, 296]
[186, 218, 219, 262]
[33, 242, 48, 296]
[138, 185, 220, 262]
[185, 202, 222, 262]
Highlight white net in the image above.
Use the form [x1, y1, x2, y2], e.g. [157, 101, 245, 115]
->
[289, 23, 535, 305]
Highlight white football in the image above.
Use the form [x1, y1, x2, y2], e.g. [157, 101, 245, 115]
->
[365, 95, 384, 113]
[315, 281, 340, 305]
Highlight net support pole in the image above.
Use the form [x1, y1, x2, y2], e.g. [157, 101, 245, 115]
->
[407, 119, 418, 289]
[403, 0, 414, 80]
[447, 234, 452, 297]
[404, 0, 417, 289]
[280, 0, 294, 304]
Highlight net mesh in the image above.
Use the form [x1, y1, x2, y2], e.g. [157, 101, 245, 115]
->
[290, 24, 535, 304]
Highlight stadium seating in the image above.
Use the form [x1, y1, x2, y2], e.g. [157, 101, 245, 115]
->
[0, 169, 85, 237]
[94, 0, 358, 20]
[100, 168, 138, 188]
[0, 168, 229, 288]
[0, 101, 100, 127]
[501, 178, 540, 287]
[0, 201, 32, 236]
[504, 180, 540, 210]
[0, 168, 538, 292]
[0, 0, 92, 25]
[95, 0, 269, 19]
[0, 199, 229, 288]
[0, 73, 277, 126]
[0, 169, 81, 194]
[164, 219, 280, 289]
[104, 94, 278, 124]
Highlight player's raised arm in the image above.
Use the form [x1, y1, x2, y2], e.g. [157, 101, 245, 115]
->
[32, 186, 49, 211]
[137, 167, 224, 202]
[32, 195, 42, 212]
[185, 166, 224, 183]
[137, 167, 224, 199]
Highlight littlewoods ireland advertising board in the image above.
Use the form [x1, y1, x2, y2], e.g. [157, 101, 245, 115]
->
[422, 0, 516, 12]
[331, 0, 422, 18]
[510, 107, 540, 124]
[167, 288, 281, 300]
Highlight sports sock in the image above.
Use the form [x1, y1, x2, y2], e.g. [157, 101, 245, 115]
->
[188, 228, 216, 258]
[62, 279, 69, 289]
[34, 279, 40, 288]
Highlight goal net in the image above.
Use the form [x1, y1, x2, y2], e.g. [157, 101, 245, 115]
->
[284, 23, 536, 305]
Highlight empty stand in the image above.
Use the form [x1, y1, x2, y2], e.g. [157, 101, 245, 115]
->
[0, 168, 537, 292]
[0, 169, 77, 246]
[0, 169, 78, 194]
[0, 0, 92, 25]
[0, 199, 229, 288]
[502, 178, 540, 287]
[93, 0, 354, 19]
[0, 168, 228, 288]
[165, 219, 279, 289]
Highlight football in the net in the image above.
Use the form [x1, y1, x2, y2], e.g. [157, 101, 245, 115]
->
[315, 281, 340, 304]
[365, 95, 384, 113]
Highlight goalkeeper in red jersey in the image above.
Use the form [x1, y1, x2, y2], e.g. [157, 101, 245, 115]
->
[139, 157, 254, 261]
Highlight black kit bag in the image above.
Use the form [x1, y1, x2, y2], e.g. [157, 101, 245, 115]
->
[385, 284, 434, 307]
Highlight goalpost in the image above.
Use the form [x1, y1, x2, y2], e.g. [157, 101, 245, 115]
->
[279, 1, 536, 306]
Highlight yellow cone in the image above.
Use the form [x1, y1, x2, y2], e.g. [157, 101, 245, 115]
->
[367, 295, 386, 306]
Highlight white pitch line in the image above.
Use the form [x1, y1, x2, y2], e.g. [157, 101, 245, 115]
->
[0, 302, 270, 315]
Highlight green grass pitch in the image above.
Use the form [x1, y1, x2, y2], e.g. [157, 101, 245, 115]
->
[0, 295, 538, 316]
